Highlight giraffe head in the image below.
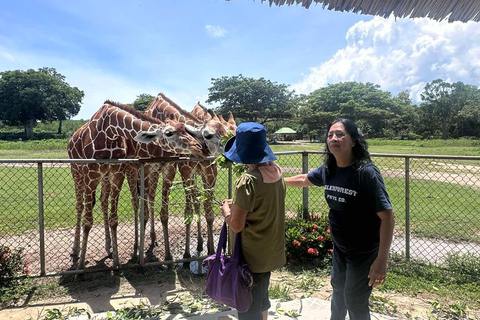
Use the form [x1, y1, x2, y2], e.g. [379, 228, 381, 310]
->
[185, 118, 229, 157]
[134, 119, 207, 158]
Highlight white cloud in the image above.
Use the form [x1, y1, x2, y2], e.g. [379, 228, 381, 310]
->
[0, 47, 15, 62]
[205, 25, 228, 38]
[292, 17, 480, 103]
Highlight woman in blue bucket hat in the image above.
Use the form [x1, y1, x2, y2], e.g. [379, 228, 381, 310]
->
[221, 122, 286, 320]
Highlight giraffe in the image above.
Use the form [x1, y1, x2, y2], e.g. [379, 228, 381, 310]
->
[68, 101, 206, 269]
[192, 101, 237, 134]
[144, 93, 233, 262]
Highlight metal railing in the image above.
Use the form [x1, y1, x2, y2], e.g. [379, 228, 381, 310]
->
[0, 152, 479, 276]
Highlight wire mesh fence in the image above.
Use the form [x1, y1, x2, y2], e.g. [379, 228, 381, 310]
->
[0, 152, 479, 276]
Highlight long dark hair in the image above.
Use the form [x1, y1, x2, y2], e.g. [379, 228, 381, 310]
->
[324, 118, 371, 176]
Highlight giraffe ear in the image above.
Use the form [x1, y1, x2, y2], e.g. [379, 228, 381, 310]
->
[185, 124, 203, 140]
[133, 130, 161, 143]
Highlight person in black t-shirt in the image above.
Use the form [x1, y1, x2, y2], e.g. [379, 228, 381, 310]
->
[285, 118, 395, 320]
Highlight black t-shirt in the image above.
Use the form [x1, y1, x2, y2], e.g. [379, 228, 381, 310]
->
[307, 163, 392, 253]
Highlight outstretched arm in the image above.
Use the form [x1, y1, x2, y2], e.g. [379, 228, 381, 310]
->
[284, 174, 314, 187]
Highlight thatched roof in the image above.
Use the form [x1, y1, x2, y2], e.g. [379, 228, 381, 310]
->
[251, 0, 480, 22]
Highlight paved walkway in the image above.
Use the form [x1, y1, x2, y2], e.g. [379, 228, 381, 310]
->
[4, 298, 402, 320]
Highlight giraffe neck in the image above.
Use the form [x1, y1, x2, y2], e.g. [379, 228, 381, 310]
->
[146, 93, 202, 126]
[68, 103, 183, 160]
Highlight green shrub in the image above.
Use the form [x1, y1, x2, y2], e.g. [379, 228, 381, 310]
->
[285, 215, 333, 266]
[0, 245, 30, 307]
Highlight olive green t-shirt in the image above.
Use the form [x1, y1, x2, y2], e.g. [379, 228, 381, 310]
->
[232, 168, 286, 273]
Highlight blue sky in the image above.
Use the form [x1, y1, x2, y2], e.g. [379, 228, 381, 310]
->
[1, 0, 480, 120]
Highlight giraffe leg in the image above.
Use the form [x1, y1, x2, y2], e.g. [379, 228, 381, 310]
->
[126, 165, 140, 261]
[146, 164, 161, 253]
[160, 163, 176, 263]
[179, 162, 194, 268]
[109, 166, 125, 268]
[71, 164, 84, 264]
[191, 165, 204, 254]
[202, 162, 218, 256]
[78, 174, 101, 270]
[100, 175, 112, 258]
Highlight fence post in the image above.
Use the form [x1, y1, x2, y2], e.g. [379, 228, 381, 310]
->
[37, 163, 46, 276]
[228, 163, 233, 199]
[302, 152, 309, 218]
[405, 157, 410, 260]
[139, 163, 145, 266]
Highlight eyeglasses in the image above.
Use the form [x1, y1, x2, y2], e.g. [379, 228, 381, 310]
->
[327, 131, 346, 140]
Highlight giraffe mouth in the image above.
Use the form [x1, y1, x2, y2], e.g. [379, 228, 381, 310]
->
[201, 141, 211, 156]
[191, 143, 208, 157]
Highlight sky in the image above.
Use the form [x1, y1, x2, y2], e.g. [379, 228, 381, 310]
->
[1, 0, 480, 120]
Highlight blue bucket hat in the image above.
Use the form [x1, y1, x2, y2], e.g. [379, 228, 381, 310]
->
[223, 122, 277, 164]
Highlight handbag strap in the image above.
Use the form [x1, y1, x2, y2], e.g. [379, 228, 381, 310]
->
[216, 222, 243, 265]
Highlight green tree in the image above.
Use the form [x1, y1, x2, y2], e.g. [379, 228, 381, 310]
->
[420, 80, 480, 139]
[0, 68, 83, 137]
[132, 93, 155, 112]
[420, 79, 456, 139]
[381, 90, 422, 139]
[305, 82, 396, 137]
[206, 75, 296, 124]
[454, 103, 480, 137]
[39, 68, 83, 134]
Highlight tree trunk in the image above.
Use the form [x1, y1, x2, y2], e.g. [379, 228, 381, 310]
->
[441, 118, 449, 139]
[57, 119, 63, 134]
[24, 119, 34, 138]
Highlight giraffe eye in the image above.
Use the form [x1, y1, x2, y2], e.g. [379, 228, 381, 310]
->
[164, 130, 174, 137]
[203, 132, 213, 140]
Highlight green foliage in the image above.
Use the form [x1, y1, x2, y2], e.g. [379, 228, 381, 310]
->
[285, 215, 333, 266]
[386, 253, 480, 304]
[419, 79, 480, 139]
[0, 68, 84, 138]
[369, 294, 398, 317]
[33, 307, 91, 320]
[429, 300, 476, 320]
[0, 119, 86, 141]
[0, 245, 30, 307]
[207, 74, 296, 124]
[303, 81, 397, 137]
[444, 253, 480, 284]
[131, 93, 155, 112]
[269, 284, 292, 302]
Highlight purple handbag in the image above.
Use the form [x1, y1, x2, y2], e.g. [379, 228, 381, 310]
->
[204, 222, 254, 313]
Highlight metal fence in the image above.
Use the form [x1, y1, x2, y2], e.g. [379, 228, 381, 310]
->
[0, 152, 479, 276]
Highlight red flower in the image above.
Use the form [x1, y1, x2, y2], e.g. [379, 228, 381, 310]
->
[311, 229, 316, 233]
[0, 263, 2, 267]
[302, 236, 306, 241]
[326, 229, 330, 234]
[307, 248, 319, 256]
[328, 249, 333, 253]
[292, 240, 301, 247]
[312, 224, 318, 229]
[2, 254, 7, 259]
[25, 269, 31, 276]
[317, 236, 326, 241]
